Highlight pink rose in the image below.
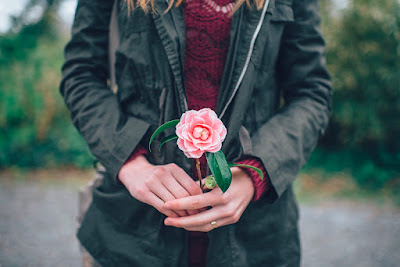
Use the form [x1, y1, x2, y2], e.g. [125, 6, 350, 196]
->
[176, 108, 227, 158]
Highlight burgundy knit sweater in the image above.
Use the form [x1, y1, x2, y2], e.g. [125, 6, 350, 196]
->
[185, 1, 270, 264]
[127, 0, 271, 265]
[183, 0, 269, 200]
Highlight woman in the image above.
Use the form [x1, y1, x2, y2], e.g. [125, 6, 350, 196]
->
[60, 0, 331, 265]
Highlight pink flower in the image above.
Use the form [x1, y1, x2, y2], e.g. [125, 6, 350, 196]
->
[176, 108, 227, 158]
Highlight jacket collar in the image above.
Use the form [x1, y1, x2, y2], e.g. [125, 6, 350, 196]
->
[152, 0, 273, 117]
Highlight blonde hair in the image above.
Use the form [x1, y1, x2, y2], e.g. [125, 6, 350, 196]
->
[126, 0, 265, 15]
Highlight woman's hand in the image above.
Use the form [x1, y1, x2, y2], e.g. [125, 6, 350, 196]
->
[118, 155, 203, 218]
[163, 167, 255, 232]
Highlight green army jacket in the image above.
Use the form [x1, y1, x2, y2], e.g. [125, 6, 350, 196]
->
[60, 0, 331, 265]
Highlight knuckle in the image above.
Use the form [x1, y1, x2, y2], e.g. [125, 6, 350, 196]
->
[225, 208, 236, 218]
[153, 167, 166, 178]
[166, 163, 178, 170]
[232, 214, 240, 223]
[144, 177, 153, 187]
[134, 186, 147, 199]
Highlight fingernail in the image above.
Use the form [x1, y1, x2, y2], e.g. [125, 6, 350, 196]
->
[165, 203, 171, 209]
[164, 219, 170, 225]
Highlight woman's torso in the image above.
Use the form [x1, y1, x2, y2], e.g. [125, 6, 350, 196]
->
[77, 0, 301, 265]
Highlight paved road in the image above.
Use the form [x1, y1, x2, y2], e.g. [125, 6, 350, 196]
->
[0, 178, 399, 267]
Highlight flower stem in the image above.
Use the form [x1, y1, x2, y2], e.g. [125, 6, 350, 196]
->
[196, 158, 203, 190]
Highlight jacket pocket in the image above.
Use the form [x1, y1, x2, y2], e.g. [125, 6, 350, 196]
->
[92, 175, 162, 237]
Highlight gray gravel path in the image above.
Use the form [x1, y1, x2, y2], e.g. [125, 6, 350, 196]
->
[0, 179, 81, 267]
[300, 202, 400, 267]
[0, 178, 399, 267]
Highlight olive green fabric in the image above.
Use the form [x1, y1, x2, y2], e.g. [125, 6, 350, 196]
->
[60, 0, 331, 265]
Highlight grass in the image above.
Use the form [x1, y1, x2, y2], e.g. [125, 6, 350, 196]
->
[0, 167, 94, 190]
[294, 168, 400, 209]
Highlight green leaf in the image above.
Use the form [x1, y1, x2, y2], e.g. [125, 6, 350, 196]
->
[148, 119, 180, 152]
[159, 135, 178, 151]
[206, 150, 232, 193]
[228, 163, 264, 180]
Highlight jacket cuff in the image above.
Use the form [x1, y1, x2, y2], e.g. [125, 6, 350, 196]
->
[98, 117, 150, 184]
[126, 145, 149, 163]
[115, 145, 149, 184]
[235, 157, 271, 201]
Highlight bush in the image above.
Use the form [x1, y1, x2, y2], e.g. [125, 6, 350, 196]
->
[312, 0, 400, 187]
[0, 12, 93, 169]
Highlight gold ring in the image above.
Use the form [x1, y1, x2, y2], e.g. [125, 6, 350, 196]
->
[210, 221, 218, 229]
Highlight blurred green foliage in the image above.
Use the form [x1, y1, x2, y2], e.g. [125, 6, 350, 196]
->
[0, 0, 399, 189]
[0, 1, 93, 168]
[304, 147, 398, 189]
[315, 0, 400, 187]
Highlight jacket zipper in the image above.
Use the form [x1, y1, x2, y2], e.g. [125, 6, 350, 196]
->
[163, 0, 270, 115]
[219, 0, 271, 119]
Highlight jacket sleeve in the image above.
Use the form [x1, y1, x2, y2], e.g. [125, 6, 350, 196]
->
[60, 0, 150, 182]
[251, 0, 332, 202]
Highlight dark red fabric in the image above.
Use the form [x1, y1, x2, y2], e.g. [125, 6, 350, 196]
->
[188, 231, 210, 267]
[183, 1, 233, 263]
[125, 145, 149, 163]
[183, 0, 268, 266]
[183, 0, 234, 111]
[235, 157, 270, 201]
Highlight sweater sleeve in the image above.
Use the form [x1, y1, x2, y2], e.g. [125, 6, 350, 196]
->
[125, 145, 149, 163]
[235, 157, 271, 201]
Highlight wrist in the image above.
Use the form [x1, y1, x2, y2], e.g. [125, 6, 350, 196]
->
[230, 167, 255, 198]
[118, 154, 150, 185]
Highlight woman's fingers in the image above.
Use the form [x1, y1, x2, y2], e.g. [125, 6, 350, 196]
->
[165, 187, 224, 211]
[149, 164, 200, 216]
[164, 167, 255, 231]
[119, 156, 205, 218]
[164, 205, 240, 232]
[148, 180, 188, 217]
[164, 207, 219, 228]
[182, 216, 233, 232]
[151, 163, 202, 216]
[144, 193, 180, 218]
[161, 177, 199, 216]
[166, 163, 203, 196]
